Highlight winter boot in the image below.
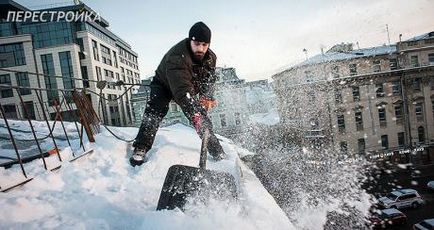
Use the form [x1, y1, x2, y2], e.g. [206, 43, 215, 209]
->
[129, 147, 148, 166]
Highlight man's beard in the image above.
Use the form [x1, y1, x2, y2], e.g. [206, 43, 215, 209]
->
[194, 52, 205, 61]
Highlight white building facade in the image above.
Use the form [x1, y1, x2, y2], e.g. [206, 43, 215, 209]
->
[0, 1, 140, 126]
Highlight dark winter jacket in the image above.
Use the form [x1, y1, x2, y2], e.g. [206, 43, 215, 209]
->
[154, 38, 217, 106]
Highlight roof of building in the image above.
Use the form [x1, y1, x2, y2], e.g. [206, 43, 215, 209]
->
[405, 31, 434, 42]
[271, 44, 397, 80]
[36, 3, 110, 28]
[295, 45, 396, 67]
[0, 0, 30, 18]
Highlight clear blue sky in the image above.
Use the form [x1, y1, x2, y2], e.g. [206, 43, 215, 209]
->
[16, 0, 434, 81]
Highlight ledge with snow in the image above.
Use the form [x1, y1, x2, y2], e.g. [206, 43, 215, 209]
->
[0, 121, 294, 229]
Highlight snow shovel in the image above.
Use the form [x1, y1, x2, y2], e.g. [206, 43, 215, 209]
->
[156, 128, 237, 211]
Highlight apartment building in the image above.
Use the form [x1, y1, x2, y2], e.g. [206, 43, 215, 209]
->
[0, 0, 140, 126]
[272, 32, 434, 163]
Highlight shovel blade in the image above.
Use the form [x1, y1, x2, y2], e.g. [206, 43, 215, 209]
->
[156, 164, 237, 211]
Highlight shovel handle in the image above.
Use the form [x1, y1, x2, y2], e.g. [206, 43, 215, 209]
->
[199, 128, 210, 170]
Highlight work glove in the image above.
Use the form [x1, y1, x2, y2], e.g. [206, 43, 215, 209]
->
[199, 97, 217, 111]
[192, 111, 215, 135]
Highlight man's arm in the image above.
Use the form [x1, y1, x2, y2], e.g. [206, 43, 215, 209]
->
[165, 55, 206, 118]
[165, 54, 214, 135]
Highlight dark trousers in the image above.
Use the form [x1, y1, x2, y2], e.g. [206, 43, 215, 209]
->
[133, 78, 223, 155]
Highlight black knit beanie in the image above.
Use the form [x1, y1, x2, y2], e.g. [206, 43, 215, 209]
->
[189, 22, 211, 43]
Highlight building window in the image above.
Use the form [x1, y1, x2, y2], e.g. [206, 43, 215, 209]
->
[430, 77, 434, 90]
[373, 60, 381, 72]
[408, 41, 418, 46]
[92, 40, 99, 61]
[355, 111, 363, 131]
[429, 53, 434, 65]
[170, 103, 178, 112]
[376, 83, 384, 97]
[395, 104, 403, 125]
[0, 23, 14, 37]
[235, 112, 241, 126]
[104, 69, 114, 79]
[381, 135, 389, 150]
[418, 126, 425, 144]
[2, 104, 17, 118]
[413, 78, 421, 91]
[378, 107, 387, 128]
[85, 24, 116, 46]
[100, 44, 112, 66]
[115, 73, 121, 90]
[389, 58, 398, 70]
[352, 86, 360, 102]
[104, 69, 114, 89]
[411, 55, 419, 67]
[334, 89, 343, 104]
[22, 101, 35, 119]
[305, 70, 313, 82]
[432, 100, 434, 120]
[0, 74, 13, 98]
[340, 141, 348, 154]
[398, 132, 405, 148]
[349, 63, 357, 75]
[337, 114, 345, 133]
[41, 54, 59, 105]
[59, 51, 75, 91]
[0, 43, 26, 68]
[332, 65, 339, 78]
[219, 114, 227, 127]
[95, 66, 102, 81]
[392, 81, 401, 96]
[18, 21, 73, 49]
[81, 66, 89, 88]
[426, 38, 434, 44]
[415, 102, 424, 122]
[113, 51, 118, 68]
[16, 72, 31, 95]
[357, 138, 365, 154]
[76, 38, 85, 60]
[310, 118, 319, 129]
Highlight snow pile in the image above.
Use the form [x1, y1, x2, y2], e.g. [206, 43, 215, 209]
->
[0, 120, 293, 229]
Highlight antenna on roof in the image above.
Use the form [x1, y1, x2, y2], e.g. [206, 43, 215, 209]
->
[386, 24, 391, 46]
[303, 48, 308, 60]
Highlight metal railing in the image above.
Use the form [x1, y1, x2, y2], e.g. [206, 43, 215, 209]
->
[0, 67, 146, 192]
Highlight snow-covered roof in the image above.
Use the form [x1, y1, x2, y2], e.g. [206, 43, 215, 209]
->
[294, 45, 397, 67]
[405, 31, 434, 42]
[0, 120, 293, 229]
